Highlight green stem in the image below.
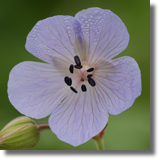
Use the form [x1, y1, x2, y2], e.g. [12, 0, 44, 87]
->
[94, 137, 105, 150]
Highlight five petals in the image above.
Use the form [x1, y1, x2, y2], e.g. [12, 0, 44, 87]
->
[7, 7, 141, 146]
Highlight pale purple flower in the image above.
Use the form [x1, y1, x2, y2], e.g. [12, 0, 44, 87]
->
[7, 8, 141, 146]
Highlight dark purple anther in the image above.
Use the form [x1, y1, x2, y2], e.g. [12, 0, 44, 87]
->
[70, 86, 78, 93]
[81, 84, 87, 92]
[87, 74, 92, 78]
[64, 76, 72, 86]
[74, 55, 81, 66]
[87, 68, 94, 72]
[88, 78, 96, 87]
[74, 65, 83, 69]
[69, 64, 74, 74]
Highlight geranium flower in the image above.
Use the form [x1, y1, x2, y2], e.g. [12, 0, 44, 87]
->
[7, 7, 141, 146]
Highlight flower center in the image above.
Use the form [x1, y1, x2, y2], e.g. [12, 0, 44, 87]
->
[64, 55, 96, 93]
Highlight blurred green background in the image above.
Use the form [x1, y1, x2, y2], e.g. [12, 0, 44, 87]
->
[0, 0, 150, 150]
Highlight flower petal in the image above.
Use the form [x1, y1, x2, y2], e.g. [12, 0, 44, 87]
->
[49, 84, 108, 146]
[8, 61, 70, 119]
[75, 7, 129, 65]
[94, 56, 141, 115]
[25, 16, 84, 64]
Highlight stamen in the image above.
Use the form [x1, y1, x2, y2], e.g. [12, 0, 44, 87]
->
[69, 64, 74, 74]
[81, 84, 87, 92]
[88, 78, 96, 87]
[71, 75, 80, 80]
[75, 65, 83, 69]
[74, 55, 81, 66]
[74, 78, 81, 88]
[66, 57, 95, 93]
[64, 76, 72, 86]
[87, 74, 92, 78]
[70, 86, 78, 93]
[83, 72, 88, 77]
[87, 68, 94, 72]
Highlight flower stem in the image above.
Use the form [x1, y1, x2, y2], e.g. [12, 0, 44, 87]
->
[94, 137, 105, 150]
[93, 124, 108, 150]
[38, 124, 50, 131]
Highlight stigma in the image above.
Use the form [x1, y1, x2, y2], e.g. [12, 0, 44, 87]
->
[64, 55, 96, 93]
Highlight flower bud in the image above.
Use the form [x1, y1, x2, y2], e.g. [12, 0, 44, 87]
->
[0, 116, 40, 149]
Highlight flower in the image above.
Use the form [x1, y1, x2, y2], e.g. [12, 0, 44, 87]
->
[7, 7, 141, 146]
